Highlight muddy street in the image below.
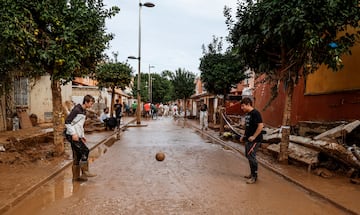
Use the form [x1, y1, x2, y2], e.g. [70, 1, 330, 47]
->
[5, 118, 345, 215]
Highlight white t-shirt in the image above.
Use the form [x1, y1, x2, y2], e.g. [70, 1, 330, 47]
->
[100, 112, 109, 123]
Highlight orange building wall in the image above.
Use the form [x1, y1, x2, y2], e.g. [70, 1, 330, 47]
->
[253, 74, 285, 127]
[73, 77, 98, 86]
[254, 75, 360, 128]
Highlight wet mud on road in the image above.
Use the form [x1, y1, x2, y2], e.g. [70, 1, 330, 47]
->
[5, 118, 348, 214]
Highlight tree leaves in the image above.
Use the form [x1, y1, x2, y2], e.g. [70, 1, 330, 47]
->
[227, 0, 360, 78]
[0, 0, 120, 89]
[199, 36, 246, 98]
[94, 62, 132, 91]
[170, 68, 196, 100]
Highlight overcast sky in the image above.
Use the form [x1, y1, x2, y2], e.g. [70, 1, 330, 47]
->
[104, 0, 239, 76]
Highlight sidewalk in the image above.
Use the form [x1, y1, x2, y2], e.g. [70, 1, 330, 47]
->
[185, 119, 360, 215]
[0, 117, 136, 214]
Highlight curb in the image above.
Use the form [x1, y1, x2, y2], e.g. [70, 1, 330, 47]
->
[0, 118, 136, 214]
[188, 122, 358, 215]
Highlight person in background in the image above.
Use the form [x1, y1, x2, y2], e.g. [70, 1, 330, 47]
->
[173, 104, 178, 117]
[199, 102, 208, 130]
[151, 103, 158, 119]
[163, 103, 169, 117]
[131, 101, 137, 116]
[65, 95, 97, 182]
[158, 103, 164, 116]
[239, 97, 264, 184]
[124, 102, 130, 116]
[100, 107, 110, 130]
[114, 99, 122, 129]
[144, 101, 151, 118]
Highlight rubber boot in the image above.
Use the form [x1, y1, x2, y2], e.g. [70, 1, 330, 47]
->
[72, 165, 88, 182]
[80, 161, 97, 177]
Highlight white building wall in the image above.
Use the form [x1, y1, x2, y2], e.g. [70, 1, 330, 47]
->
[29, 76, 72, 123]
[72, 86, 100, 107]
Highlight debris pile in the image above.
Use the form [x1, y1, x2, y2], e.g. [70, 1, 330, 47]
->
[263, 120, 360, 180]
[84, 109, 107, 133]
[0, 132, 55, 164]
[223, 114, 360, 182]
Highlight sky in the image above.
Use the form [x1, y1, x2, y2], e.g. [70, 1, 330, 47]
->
[103, 0, 239, 76]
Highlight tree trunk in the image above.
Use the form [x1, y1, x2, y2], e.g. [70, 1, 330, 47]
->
[220, 92, 227, 134]
[219, 107, 225, 134]
[183, 98, 187, 128]
[110, 87, 115, 118]
[184, 98, 187, 119]
[51, 79, 65, 156]
[278, 81, 294, 164]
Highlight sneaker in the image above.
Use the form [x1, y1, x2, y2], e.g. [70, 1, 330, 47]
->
[244, 174, 252, 179]
[246, 177, 257, 184]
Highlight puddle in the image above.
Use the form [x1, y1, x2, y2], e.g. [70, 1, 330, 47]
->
[4, 139, 116, 215]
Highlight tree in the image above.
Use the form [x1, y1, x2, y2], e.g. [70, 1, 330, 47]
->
[160, 70, 176, 103]
[133, 73, 151, 102]
[170, 68, 196, 119]
[0, 0, 120, 154]
[199, 36, 247, 103]
[225, 0, 360, 162]
[151, 72, 174, 104]
[132, 71, 174, 105]
[93, 60, 132, 117]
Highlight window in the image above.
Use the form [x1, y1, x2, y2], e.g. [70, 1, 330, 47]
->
[14, 77, 29, 107]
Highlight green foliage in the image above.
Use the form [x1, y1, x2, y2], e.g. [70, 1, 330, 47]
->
[226, 0, 360, 78]
[133, 73, 150, 102]
[133, 70, 175, 103]
[225, 0, 360, 109]
[0, 0, 120, 88]
[93, 62, 132, 90]
[199, 36, 246, 97]
[151, 73, 174, 104]
[170, 68, 196, 100]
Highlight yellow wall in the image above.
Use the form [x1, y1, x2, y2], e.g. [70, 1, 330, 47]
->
[306, 44, 360, 95]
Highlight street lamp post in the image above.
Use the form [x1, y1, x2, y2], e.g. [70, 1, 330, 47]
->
[148, 65, 154, 103]
[150, 77, 155, 104]
[128, 1, 155, 125]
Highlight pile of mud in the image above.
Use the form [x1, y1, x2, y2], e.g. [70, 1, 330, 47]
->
[0, 134, 56, 165]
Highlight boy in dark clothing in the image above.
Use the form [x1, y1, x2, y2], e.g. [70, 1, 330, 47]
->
[65, 95, 97, 182]
[240, 97, 264, 184]
[114, 99, 123, 129]
[124, 102, 130, 116]
[151, 103, 158, 119]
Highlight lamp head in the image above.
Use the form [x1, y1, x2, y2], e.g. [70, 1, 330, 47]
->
[141, 2, 155, 7]
[128, 56, 139, 60]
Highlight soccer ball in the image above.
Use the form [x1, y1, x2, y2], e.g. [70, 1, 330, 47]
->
[155, 152, 165, 161]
